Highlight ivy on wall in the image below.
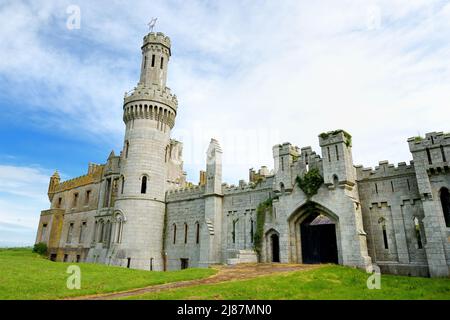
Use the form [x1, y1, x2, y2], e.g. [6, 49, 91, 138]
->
[253, 198, 273, 261]
[296, 168, 324, 198]
[319, 130, 352, 147]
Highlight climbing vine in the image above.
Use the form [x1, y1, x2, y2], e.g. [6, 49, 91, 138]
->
[253, 197, 273, 261]
[296, 168, 324, 198]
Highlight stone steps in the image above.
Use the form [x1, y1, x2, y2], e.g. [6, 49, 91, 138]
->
[226, 249, 258, 265]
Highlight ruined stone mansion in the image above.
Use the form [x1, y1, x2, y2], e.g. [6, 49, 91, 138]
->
[35, 31, 450, 278]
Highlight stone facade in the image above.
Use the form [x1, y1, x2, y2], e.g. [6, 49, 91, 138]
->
[35, 32, 450, 277]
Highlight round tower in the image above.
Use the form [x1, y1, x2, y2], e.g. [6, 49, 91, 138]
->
[113, 32, 178, 270]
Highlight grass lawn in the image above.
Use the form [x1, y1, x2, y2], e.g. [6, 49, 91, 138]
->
[127, 264, 450, 300]
[0, 248, 216, 300]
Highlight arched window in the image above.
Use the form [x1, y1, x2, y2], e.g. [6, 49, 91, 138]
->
[184, 223, 188, 244]
[440, 187, 450, 227]
[115, 213, 124, 243]
[413, 217, 423, 249]
[141, 176, 147, 194]
[173, 224, 177, 244]
[195, 222, 200, 244]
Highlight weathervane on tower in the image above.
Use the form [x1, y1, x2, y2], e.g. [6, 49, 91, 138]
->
[147, 17, 158, 32]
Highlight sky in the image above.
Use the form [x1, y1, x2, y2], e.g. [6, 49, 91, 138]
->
[0, 0, 449, 246]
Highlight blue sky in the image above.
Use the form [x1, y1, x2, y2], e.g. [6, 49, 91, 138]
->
[1, 0, 449, 246]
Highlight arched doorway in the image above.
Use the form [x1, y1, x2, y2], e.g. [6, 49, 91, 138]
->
[300, 212, 338, 264]
[288, 202, 341, 265]
[270, 234, 280, 262]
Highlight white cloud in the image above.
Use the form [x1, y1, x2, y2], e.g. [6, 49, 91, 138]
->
[0, 165, 51, 245]
[0, 0, 449, 186]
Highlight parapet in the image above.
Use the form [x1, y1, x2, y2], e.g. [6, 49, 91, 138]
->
[355, 160, 415, 181]
[142, 32, 171, 54]
[124, 82, 178, 110]
[273, 142, 300, 157]
[166, 185, 206, 202]
[319, 129, 352, 147]
[52, 165, 104, 193]
[408, 131, 450, 152]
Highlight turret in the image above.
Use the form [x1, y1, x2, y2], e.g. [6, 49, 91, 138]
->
[47, 171, 60, 201]
[111, 31, 178, 271]
[319, 130, 355, 189]
[205, 139, 223, 195]
[273, 143, 299, 193]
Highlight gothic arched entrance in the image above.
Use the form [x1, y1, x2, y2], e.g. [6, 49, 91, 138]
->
[300, 213, 338, 264]
[271, 233, 280, 262]
[288, 202, 341, 265]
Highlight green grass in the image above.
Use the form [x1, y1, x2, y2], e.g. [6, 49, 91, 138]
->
[0, 248, 216, 300]
[127, 265, 450, 300]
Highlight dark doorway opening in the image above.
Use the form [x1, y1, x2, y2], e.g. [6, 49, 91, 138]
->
[180, 258, 189, 270]
[270, 233, 280, 262]
[50, 253, 57, 262]
[301, 213, 338, 264]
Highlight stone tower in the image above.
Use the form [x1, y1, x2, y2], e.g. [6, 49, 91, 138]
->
[113, 32, 178, 270]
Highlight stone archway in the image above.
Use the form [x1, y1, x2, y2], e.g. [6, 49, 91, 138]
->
[265, 229, 280, 263]
[288, 202, 342, 265]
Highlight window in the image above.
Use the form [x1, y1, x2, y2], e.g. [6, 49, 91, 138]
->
[426, 148, 432, 165]
[390, 181, 395, 192]
[57, 197, 62, 208]
[73, 193, 79, 208]
[232, 219, 238, 244]
[440, 187, 450, 228]
[375, 183, 378, 194]
[250, 218, 254, 243]
[141, 176, 147, 194]
[382, 224, 389, 249]
[104, 178, 111, 207]
[67, 223, 74, 243]
[335, 145, 339, 161]
[144, 55, 147, 69]
[407, 179, 411, 191]
[115, 214, 124, 243]
[150, 258, 153, 271]
[79, 221, 87, 243]
[63, 254, 68, 262]
[160, 57, 164, 69]
[327, 147, 331, 162]
[127, 258, 131, 268]
[280, 183, 285, 194]
[125, 141, 129, 158]
[281, 157, 284, 171]
[41, 223, 48, 241]
[151, 54, 155, 67]
[173, 224, 177, 244]
[76, 255, 81, 263]
[184, 223, 188, 244]
[414, 217, 423, 249]
[441, 145, 447, 162]
[195, 222, 200, 244]
[121, 177, 125, 194]
[85, 190, 91, 205]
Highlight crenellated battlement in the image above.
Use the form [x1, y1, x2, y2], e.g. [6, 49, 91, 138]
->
[166, 185, 206, 202]
[319, 129, 352, 147]
[124, 83, 178, 110]
[355, 160, 415, 181]
[143, 32, 171, 52]
[53, 165, 104, 193]
[223, 176, 273, 195]
[408, 132, 450, 152]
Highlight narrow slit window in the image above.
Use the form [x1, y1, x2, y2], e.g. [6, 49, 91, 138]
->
[195, 222, 200, 244]
[414, 217, 423, 249]
[327, 147, 331, 162]
[144, 56, 147, 69]
[160, 57, 164, 69]
[375, 183, 378, 194]
[426, 148, 432, 165]
[390, 181, 394, 192]
[141, 176, 147, 194]
[151, 54, 155, 67]
[184, 223, 188, 244]
[173, 224, 177, 244]
[382, 225, 389, 249]
[335, 145, 339, 161]
[441, 145, 447, 162]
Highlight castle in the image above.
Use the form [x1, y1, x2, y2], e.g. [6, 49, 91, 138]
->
[35, 31, 450, 278]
